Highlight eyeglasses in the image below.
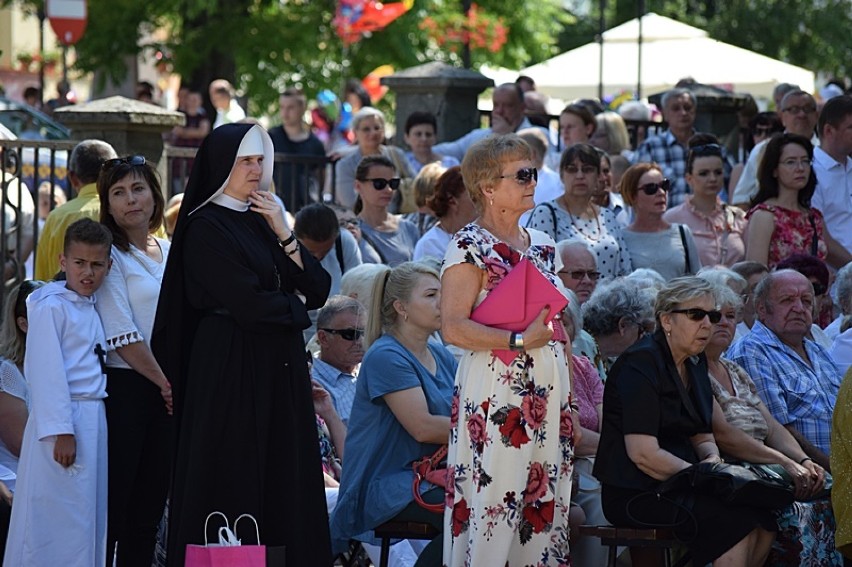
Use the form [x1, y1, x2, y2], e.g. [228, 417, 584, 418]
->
[782, 105, 817, 115]
[752, 126, 773, 136]
[497, 167, 537, 186]
[564, 165, 598, 176]
[559, 269, 601, 281]
[779, 158, 812, 169]
[339, 218, 358, 228]
[669, 104, 695, 113]
[812, 282, 827, 296]
[320, 328, 365, 341]
[638, 178, 671, 195]
[102, 155, 146, 171]
[690, 143, 722, 157]
[670, 308, 722, 324]
[363, 178, 401, 190]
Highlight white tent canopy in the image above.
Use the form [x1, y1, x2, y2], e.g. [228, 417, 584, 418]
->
[521, 12, 815, 102]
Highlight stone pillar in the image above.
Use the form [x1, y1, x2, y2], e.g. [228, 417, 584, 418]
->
[381, 61, 494, 146]
[54, 96, 185, 184]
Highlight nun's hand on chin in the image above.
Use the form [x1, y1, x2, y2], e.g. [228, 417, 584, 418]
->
[249, 190, 288, 239]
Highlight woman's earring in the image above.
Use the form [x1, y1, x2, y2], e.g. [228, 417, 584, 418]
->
[403, 312, 409, 322]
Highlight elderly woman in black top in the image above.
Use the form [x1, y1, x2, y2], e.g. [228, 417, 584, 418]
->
[594, 276, 775, 566]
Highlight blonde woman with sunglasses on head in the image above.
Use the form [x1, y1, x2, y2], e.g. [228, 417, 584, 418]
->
[354, 155, 420, 267]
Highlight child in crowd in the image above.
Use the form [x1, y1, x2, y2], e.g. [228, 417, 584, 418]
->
[4, 218, 113, 566]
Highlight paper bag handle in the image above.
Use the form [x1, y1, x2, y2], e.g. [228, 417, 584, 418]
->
[203, 511, 230, 546]
[233, 513, 261, 545]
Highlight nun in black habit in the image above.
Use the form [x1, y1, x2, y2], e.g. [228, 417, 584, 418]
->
[152, 123, 332, 566]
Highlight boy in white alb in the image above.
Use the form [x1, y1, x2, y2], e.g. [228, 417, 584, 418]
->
[4, 218, 113, 567]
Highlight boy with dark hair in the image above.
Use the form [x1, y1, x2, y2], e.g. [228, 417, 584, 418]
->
[5, 218, 113, 566]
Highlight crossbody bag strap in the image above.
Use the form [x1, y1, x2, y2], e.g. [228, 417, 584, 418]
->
[678, 224, 692, 275]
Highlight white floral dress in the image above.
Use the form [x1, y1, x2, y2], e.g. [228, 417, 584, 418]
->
[442, 223, 575, 567]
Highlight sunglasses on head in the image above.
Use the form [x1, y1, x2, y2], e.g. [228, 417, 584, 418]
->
[321, 328, 365, 341]
[363, 178, 401, 190]
[497, 167, 537, 186]
[670, 308, 722, 324]
[639, 178, 671, 195]
[102, 155, 146, 171]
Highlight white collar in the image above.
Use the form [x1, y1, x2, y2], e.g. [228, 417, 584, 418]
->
[211, 192, 250, 212]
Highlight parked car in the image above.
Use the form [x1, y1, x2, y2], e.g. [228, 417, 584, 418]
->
[0, 97, 70, 194]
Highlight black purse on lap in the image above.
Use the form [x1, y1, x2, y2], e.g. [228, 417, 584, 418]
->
[658, 462, 794, 509]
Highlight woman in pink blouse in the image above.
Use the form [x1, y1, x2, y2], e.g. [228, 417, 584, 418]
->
[664, 135, 747, 267]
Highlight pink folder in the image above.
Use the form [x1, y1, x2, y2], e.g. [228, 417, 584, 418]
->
[470, 257, 568, 365]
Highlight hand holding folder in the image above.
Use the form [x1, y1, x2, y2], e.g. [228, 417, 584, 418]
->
[470, 257, 568, 365]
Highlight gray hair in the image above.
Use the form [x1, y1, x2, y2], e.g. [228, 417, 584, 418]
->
[654, 276, 717, 322]
[661, 88, 697, 110]
[582, 279, 654, 337]
[340, 263, 392, 349]
[834, 262, 852, 316]
[710, 282, 743, 314]
[557, 239, 595, 262]
[316, 295, 365, 329]
[351, 107, 386, 132]
[624, 268, 666, 291]
[562, 288, 583, 341]
[69, 139, 117, 184]
[696, 266, 747, 295]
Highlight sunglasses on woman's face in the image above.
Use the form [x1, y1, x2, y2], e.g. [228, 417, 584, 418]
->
[364, 178, 401, 190]
[670, 308, 722, 324]
[497, 167, 537, 186]
[102, 155, 146, 171]
[639, 178, 671, 195]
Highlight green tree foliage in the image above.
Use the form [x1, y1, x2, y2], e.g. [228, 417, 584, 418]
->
[4, 0, 569, 116]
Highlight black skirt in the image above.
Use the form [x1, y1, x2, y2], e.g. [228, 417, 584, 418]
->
[602, 484, 777, 566]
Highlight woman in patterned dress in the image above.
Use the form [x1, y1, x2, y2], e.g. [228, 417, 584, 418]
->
[745, 133, 850, 269]
[441, 134, 580, 566]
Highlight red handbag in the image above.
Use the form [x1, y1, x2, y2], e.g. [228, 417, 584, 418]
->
[412, 445, 450, 513]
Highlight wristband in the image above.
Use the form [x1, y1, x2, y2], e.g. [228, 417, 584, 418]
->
[284, 243, 300, 256]
[799, 457, 813, 465]
[509, 332, 524, 351]
[278, 233, 296, 248]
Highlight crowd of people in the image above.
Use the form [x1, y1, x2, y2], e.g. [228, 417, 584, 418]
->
[0, 75, 852, 567]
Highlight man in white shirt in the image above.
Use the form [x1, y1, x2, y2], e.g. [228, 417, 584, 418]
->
[731, 90, 819, 207]
[432, 83, 537, 162]
[310, 296, 365, 425]
[208, 79, 246, 129]
[811, 95, 852, 256]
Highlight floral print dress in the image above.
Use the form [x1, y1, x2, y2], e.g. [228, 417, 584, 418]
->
[442, 223, 574, 567]
[745, 204, 827, 269]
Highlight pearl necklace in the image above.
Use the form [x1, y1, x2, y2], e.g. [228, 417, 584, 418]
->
[562, 198, 602, 242]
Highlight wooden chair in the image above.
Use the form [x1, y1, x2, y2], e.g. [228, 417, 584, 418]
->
[578, 525, 691, 567]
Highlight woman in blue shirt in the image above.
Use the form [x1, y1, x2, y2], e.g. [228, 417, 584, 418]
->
[330, 261, 456, 567]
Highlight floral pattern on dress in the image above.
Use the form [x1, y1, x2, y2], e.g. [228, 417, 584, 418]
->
[746, 204, 827, 269]
[442, 223, 573, 567]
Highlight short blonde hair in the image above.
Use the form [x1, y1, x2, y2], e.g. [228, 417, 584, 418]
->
[413, 162, 446, 208]
[351, 107, 386, 132]
[461, 134, 532, 208]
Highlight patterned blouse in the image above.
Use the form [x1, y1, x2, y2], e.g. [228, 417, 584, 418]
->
[745, 204, 827, 269]
[708, 357, 769, 444]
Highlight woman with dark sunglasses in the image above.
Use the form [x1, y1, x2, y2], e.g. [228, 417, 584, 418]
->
[595, 277, 777, 566]
[620, 162, 702, 280]
[527, 143, 632, 280]
[354, 155, 420, 267]
[663, 135, 748, 267]
[441, 134, 580, 565]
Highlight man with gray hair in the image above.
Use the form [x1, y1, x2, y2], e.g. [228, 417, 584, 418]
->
[632, 88, 731, 206]
[312, 295, 366, 425]
[727, 269, 842, 472]
[35, 139, 118, 279]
